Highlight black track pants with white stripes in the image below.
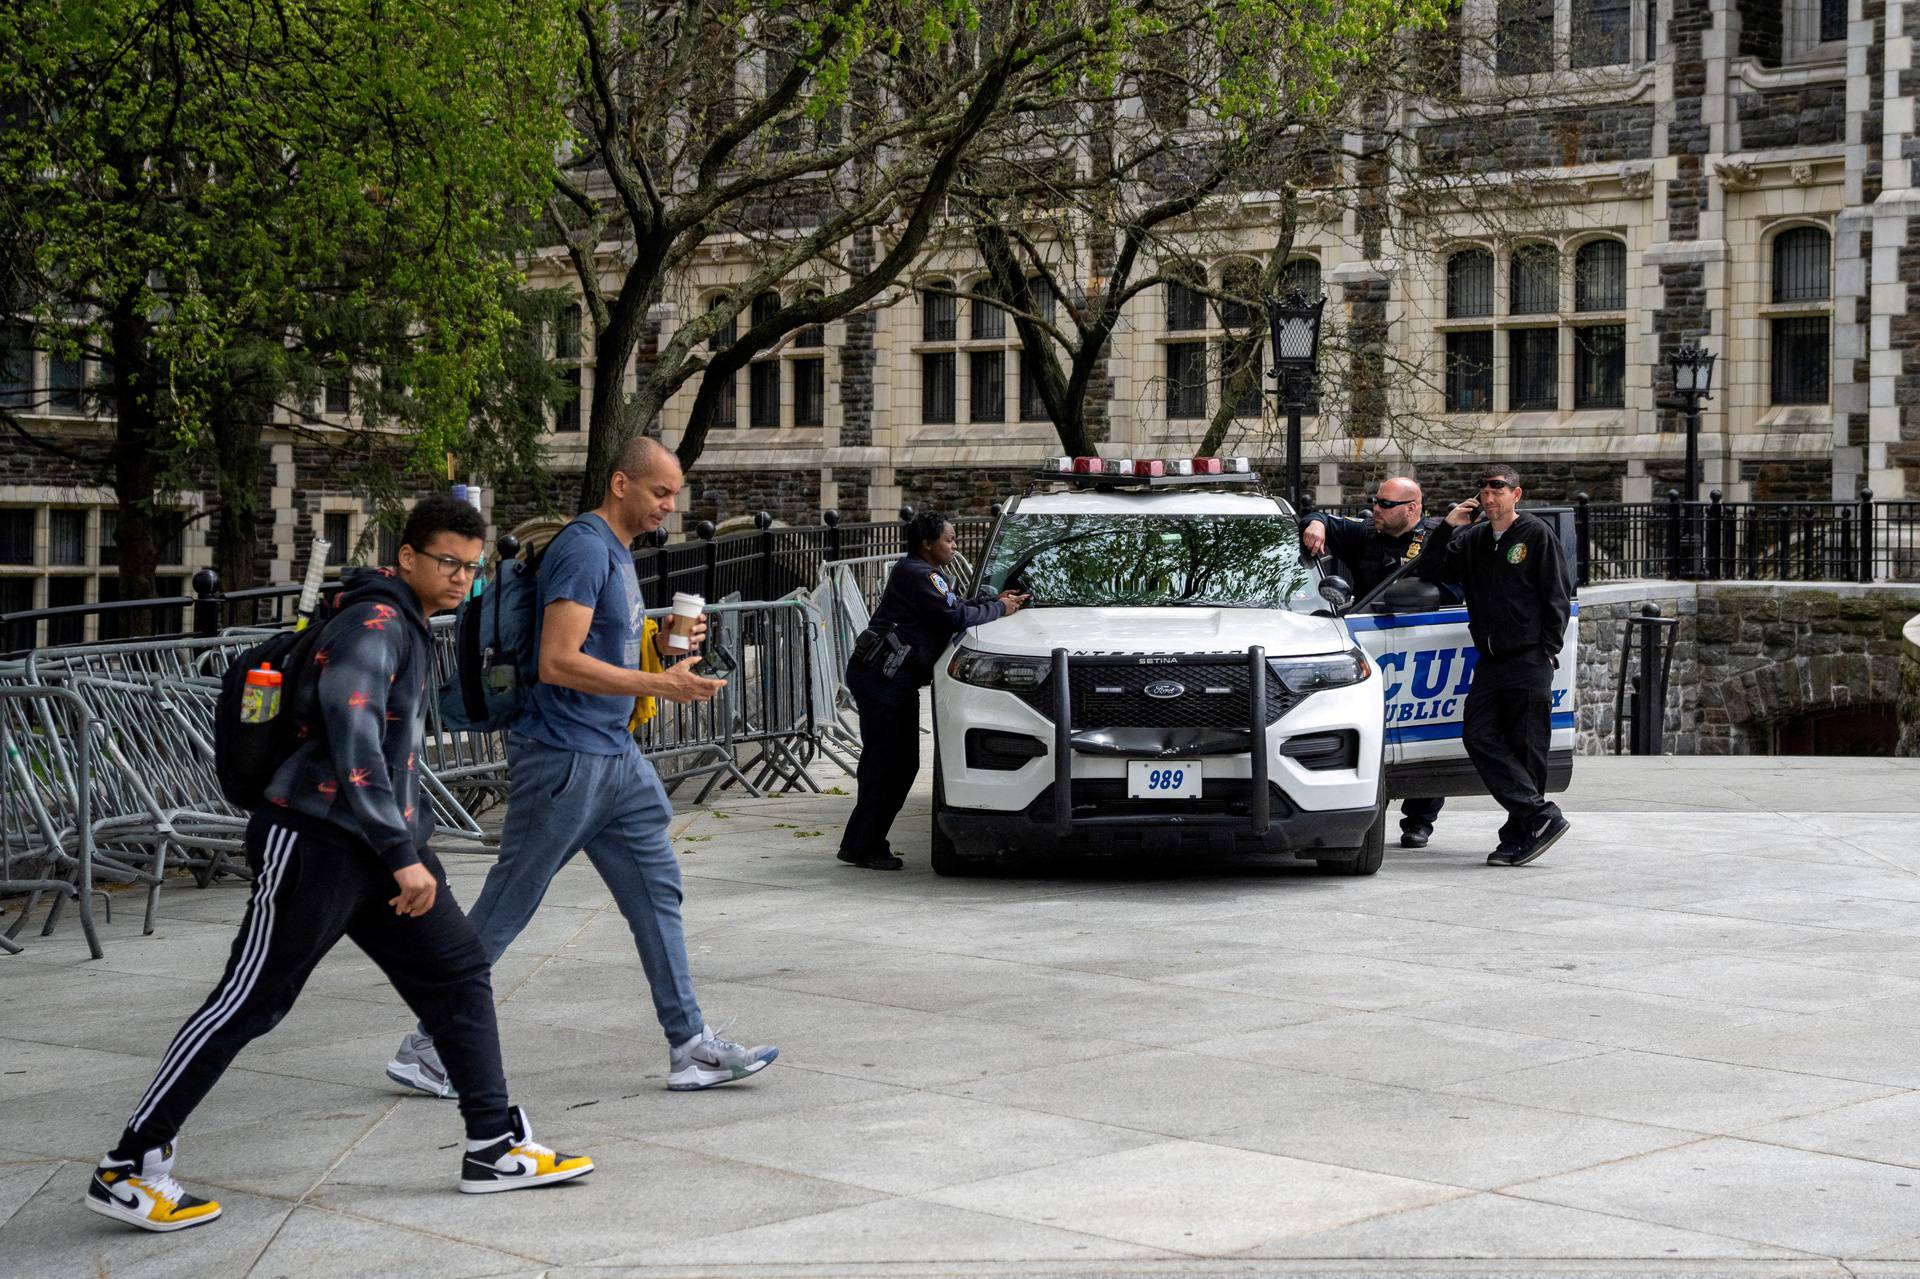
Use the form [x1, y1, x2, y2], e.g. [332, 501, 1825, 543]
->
[119, 812, 513, 1149]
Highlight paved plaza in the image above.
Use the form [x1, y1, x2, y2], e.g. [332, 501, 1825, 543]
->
[5, 750, 1920, 1278]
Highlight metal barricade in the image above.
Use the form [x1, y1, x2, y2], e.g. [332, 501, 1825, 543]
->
[1, 684, 103, 958]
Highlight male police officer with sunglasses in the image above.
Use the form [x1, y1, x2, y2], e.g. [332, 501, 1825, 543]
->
[1300, 476, 1450, 849]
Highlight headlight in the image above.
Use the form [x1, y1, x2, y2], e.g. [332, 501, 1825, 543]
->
[947, 648, 1052, 691]
[1268, 647, 1371, 694]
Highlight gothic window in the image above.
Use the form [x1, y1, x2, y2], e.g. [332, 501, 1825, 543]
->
[1509, 328, 1559, 410]
[1445, 332, 1494, 412]
[1575, 239, 1627, 311]
[1510, 245, 1561, 315]
[1447, 250, 1494, 318]
[1769, 226, 1830, 406]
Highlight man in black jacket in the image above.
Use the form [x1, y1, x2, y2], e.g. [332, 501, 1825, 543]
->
[88, 497, 591, 1235]
[1429, 465, 1572, 866]
[1301, 475, 1452, 848]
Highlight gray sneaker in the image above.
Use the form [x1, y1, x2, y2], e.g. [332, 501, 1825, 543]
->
[668, 1024, 778, 1091]
[386, 1030, 458, 1099]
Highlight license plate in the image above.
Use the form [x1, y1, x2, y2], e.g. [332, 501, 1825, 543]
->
[1127, 760, 1201, 799]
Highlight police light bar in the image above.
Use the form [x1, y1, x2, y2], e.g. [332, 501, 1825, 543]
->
[1029, 456, 1264, 490]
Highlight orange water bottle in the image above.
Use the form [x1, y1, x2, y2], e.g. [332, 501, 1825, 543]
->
[241, 663, 282, 725]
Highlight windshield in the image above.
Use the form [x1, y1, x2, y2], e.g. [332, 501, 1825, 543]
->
[981, 513, 1313, 608]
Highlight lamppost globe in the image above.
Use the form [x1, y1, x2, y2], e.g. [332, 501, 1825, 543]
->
[1670, 343, 1716, 398]
[1267, 289, 1326, 513]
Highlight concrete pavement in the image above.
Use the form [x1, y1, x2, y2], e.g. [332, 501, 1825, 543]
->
[6, 754, 1920, 1277]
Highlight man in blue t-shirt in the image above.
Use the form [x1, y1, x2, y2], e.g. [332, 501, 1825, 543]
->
[387, 436, 778, 1095]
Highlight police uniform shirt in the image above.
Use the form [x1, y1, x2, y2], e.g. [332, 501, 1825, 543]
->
[867, 555, 1008, 688]
[1302, 512, 1445, 596]
[1427, 509, 1571, 688]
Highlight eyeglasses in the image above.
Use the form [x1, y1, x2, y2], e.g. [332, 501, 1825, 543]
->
[1371, 497, 1416, 510]
[419, 553, 484, 579]
[1477, 480, 1514, 493]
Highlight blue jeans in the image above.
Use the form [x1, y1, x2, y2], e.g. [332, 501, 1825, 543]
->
[454, 734, 703, 1047]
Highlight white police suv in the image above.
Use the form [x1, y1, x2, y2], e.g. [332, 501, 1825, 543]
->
[927, 457, 1577, 876]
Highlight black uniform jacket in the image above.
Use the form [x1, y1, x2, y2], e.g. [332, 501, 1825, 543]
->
[1422, 510, 1571, 671]
[1302, 512, 1446, 596]
[868, 554, 1007, 688]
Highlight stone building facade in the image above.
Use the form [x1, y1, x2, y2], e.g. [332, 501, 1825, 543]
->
[2, 0, 1916, 622]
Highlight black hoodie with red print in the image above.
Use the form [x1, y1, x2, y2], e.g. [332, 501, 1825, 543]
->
[263, 567, 434, 871]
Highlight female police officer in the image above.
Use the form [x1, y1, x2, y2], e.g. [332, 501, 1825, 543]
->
[837, 510, 1026, 870]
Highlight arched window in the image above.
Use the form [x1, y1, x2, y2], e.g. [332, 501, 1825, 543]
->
[701, 295, 738, 430]
[1164, 263, 1208, 419]
[1219, 260, 1262, 331]
[793, 289, 825, 427]
[1574, 239, 1627, 311]
[1770, 227, 1831, 405]
[1510, 245, 1560, 315]
[1772, 227, 1831, 302]
[1166, 264, 1208, 332]
[748, 292, 781, 428]
[920, 279, 956, 423]
[1444, 250, 1494, 412]
[553, 303, 584, 433]
[1447, 250, 1494, 318]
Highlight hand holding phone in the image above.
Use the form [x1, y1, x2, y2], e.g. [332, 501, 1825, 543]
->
[1446, 497, 1481, 527]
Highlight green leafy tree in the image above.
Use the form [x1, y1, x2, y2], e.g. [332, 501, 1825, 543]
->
[0, 0, 575, 597]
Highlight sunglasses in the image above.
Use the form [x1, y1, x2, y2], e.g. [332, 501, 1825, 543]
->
[1477, 480, 1514, 493]
[1371, 497, 1416, 510]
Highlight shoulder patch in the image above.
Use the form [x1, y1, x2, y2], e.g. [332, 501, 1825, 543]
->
[929, 572, 949, 595]
[1506, 542, 1529, 565]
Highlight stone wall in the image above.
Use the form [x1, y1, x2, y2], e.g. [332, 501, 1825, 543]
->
[1574, 581, 1920, 755]
[898, 467, 1027, 517]
[684, 467, 822, 527]
[1418, 106, 1656, 174]
[1736, 84, 1848, 150]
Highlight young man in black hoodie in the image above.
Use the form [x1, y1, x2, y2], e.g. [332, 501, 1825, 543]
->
[1429, 465, 1573, 867]
[88, 497, 591, 1234]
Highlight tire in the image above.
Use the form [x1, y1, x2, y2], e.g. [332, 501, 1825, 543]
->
[1316, 799, 1387, 876]
[928, 752, 987, 877]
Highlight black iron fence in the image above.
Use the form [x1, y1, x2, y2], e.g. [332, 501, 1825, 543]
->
[1573, 490, 1919, 586]
[0, 509, 996, 657]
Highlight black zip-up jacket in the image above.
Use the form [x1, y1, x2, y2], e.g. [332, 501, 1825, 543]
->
[263, 568, 434, 871]
[1422, 510, 1571, 665]
[868, 554, 1006, 687]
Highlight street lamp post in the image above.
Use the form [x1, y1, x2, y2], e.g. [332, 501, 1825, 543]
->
[1670, 343, 1716, 501]
[1267, 289, 1326, 513]
[1669, 343, 1716, 579]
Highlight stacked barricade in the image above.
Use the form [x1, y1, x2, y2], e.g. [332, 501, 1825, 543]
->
[1, 590, 866, 957]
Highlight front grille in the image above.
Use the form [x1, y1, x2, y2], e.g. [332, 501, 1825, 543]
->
[1014, 659, 1297, 729]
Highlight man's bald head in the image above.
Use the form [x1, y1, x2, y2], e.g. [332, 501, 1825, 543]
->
[603, 434, 683, 538]
[1370, 476, 1424, 535]
[611, 435, 672, 486]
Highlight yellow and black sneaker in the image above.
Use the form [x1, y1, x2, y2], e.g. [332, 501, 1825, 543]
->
[86, 1143, 222, 1232]
[459, 1105, 593, 1195]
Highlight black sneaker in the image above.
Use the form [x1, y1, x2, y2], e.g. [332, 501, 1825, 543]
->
[1486, 844, 1522, 866]
[1399, 826, 1431, 849]
[459, 1106, 594, 1195]
[1505, 814, 1569, 867]
[836, 848, 903, 870]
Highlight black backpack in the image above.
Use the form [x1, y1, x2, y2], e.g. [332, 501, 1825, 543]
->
[213, 602, 336, 809]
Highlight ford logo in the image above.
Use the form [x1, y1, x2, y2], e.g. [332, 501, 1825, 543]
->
[1143, 680, 1185, 700]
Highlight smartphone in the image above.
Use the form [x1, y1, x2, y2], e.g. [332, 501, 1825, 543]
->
[699, 642, 739, 680]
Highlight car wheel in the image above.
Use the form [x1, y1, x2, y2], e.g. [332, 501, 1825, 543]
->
[1316, 799, 1386, 876]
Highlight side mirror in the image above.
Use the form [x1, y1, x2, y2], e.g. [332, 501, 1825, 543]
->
[1318, 574, 1354, 614]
